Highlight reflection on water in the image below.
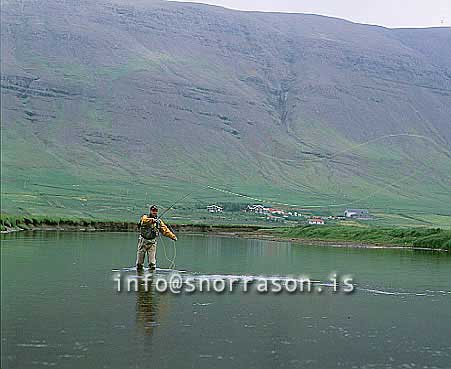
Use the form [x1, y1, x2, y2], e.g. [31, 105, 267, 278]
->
[134, 271, 175, 337]
[1, 232, 451, 369]
[135, 270, 159, 336]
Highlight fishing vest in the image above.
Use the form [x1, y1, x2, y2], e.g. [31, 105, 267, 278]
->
[140, 217, 161, 240]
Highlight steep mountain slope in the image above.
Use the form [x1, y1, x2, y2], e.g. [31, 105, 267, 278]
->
[1, 0, 450, 220]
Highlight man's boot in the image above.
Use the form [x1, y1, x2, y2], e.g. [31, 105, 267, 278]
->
[148, 263, 156, 271]
[136, 264, 144, 270]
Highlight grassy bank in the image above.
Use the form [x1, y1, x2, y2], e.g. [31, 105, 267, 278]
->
[272, 225, 451, 251]
[0, 214, 263, 233]
[0, 214, 136, 232]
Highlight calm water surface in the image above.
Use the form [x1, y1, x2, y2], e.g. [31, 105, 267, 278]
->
[1, 232, 451, 369]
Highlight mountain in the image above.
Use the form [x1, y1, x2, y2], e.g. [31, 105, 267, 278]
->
[1, 0, 451, 223]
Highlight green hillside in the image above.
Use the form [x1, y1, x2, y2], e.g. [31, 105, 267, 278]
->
[1, 0, 450, 225]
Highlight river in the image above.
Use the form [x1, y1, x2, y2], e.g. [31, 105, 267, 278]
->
[1, 232, 450, 369]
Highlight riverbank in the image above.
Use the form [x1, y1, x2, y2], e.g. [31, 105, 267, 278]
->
[0, 215, 263, 234]
[259, 225, 451, 251]
[1, 215, 449, 251]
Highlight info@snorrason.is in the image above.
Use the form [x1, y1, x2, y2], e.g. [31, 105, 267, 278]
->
[113, 273, 355, 294]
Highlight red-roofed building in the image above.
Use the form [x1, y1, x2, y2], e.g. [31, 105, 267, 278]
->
[308, 218, 325, 225]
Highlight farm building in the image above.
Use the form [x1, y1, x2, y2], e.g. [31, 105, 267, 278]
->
[207, 205, 223, 213]
[308, 218, 325, 225]
[344, 209, 370, 219]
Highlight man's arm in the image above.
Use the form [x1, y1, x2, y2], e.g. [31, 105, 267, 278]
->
[159, 220, 177, 241]
[137, 215, 146, 228]
[140, 215, 157, 226]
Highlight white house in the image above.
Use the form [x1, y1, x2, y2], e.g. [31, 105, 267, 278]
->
[246, 205, 269, 214]
[207, 205, 223, 213]
[344, 209, 370, 219]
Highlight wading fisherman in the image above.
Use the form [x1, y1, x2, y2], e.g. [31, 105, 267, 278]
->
[136, 205, 177, 271]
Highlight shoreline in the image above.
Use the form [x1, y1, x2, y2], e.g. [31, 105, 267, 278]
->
[0, 223, 263, 234]
[226, 231, 448, 252]
[1, 223, 448, 252]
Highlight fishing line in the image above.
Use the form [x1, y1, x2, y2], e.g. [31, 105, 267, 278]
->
[152, 165, 428, 211]
[158, 234, 177, 270]
[161, 132, 450, 209]
[205, 167, 424, 209]
[156, 188, 211, 270]
[158, 188, 202, 218]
